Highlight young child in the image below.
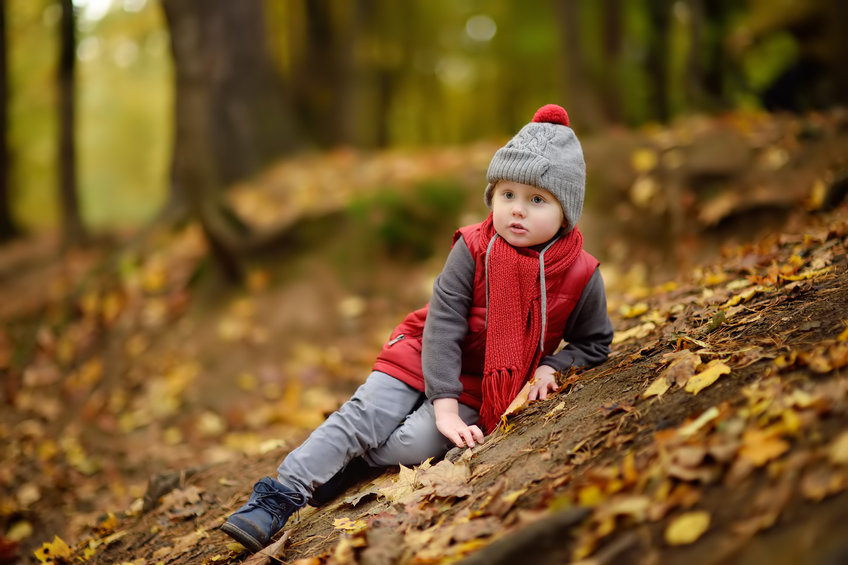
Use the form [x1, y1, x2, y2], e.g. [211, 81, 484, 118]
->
[221, 104, 614, 553]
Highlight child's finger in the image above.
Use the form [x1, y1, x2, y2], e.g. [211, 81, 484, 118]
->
[470, 426, 485, 443]
[460, 429, 475, 448]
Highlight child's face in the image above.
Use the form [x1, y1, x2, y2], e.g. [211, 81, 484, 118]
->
[491, 181, 566, 247]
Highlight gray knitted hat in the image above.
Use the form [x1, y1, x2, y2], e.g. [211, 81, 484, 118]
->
[484, 104, 585, 231]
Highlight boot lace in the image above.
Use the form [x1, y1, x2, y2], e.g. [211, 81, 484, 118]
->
[249, 480, 307, 525]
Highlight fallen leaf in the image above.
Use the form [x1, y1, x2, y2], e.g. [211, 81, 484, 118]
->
[677, 406, 721, 439]
[738, 428, 790, 467]
[333, 517, 368, 534]
[620, 302, 649, 319]
[665, 510, 710, 545]
[663, 350, 702, 388]
[799, 466, 846, 501]
[501, 381, 532, 419]
[377, 464, 418, 502]
[780, 266, 833, 282]
[721, 286, 771, 308]
[685, 360, 731, 395]
[34, 536, 72, 563]
[828, 431, 848, 465]
[642, 374, 671, 398]
[612, 322, 656, 344]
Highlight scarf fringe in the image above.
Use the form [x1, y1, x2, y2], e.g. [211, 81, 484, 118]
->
[480, 366, 524, 433]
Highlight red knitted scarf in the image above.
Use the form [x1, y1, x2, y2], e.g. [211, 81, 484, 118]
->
[478, 214, 583, 433]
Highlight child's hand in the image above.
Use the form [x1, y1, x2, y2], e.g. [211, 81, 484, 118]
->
[433, 398, 485, 448]
[528, 365, 559, 401]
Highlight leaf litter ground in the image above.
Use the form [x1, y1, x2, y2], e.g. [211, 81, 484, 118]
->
[3, 111, 848, 564]
[21, 205, 846, 565]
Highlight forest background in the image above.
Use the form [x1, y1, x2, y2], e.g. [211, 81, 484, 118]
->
[2, 1, 848, 564]
[4, 0, 847, 241]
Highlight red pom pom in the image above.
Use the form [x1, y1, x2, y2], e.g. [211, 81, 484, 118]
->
[532, 104, 569, 127]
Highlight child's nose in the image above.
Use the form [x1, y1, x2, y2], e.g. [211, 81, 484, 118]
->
[512, 201, 526, 216]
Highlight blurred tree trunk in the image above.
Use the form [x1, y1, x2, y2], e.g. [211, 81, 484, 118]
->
[0, 0, 19, 242]
[161, 0, 300, 282]
[599, 0, 622, 123]
[645, 0, 672, 122]
[556, 2, 608, 131]
[688, 0, 733, 112]
[291, 0, 357, 147]
[59, 0, 86, 247]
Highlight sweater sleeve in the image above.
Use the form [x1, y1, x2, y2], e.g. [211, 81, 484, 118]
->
[540, 267, 613, 372]
[422, 236, 475, 401]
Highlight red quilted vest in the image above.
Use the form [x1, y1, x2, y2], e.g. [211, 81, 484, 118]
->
[372, 221, 599, 409]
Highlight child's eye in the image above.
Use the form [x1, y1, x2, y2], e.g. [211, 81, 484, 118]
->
[502, 191, 514, 199]
[531, 195, 545, 204]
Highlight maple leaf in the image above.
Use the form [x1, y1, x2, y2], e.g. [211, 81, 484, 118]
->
[376, 464, 419, 503]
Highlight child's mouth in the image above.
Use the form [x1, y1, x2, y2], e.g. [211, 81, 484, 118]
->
[509, 223, 527, 234]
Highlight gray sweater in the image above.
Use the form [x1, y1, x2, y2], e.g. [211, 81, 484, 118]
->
[422, 235, 614, 402]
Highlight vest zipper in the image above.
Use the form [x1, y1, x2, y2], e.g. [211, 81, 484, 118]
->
[387, 334, 405, 347]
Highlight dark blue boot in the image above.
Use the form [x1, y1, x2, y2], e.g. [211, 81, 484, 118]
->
[221, 477, 306, 552]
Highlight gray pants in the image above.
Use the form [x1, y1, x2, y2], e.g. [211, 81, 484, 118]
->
[276, 371, 478, 498]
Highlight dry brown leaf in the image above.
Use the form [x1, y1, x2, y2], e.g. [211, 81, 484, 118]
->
[799, 466, 846, 501]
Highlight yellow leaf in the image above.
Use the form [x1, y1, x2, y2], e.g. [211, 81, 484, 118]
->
[685, 361, 731, 395]
[838, 321, 848, 342]
[377, 464, 418, 502]
[34, 535, 72, 563]
[620, 302, 648, 319]
[577, 484, 604, 507]
[612, 322, 656, 344]
[806, 178, 827, 209]
[678, 406, 720, 439]
[631, 148, 658, 173]
[642, 374, 671, 398]
[721, 286, 771, 308]
[7, 520, 33, 542]
[501, 381, 531, 420]
[738, 429, 789, 467]
[780, 266, 832, 282]
[333, 517, 368, 534]
[226, 542, 247, 553]
[665, 511, 710, 545]
[828, 431, 848, 465]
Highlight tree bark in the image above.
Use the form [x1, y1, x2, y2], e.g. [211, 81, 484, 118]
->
[645, 0, 672, 122]
[0, 0, 19, 242]
[58, 0, 86, 247]
[555, 2, 608, 131]
[162, 0, 243, 282]
[161, 0, 302, 282]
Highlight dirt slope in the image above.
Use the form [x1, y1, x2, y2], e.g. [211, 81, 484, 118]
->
[55, 204, 848, 565]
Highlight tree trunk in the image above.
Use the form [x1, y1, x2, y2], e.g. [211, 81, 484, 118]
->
[0, 0, 19, 242]
[645, 0, 672, 122]
[161, 0, 301, 282]
[58, 0, 86, 247]
[292, 0, 357, 147]
[600, 0, 622, 123]
[555, 2, 608, 131]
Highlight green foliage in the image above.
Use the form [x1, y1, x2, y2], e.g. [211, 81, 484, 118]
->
[7, 0, 842, 236]
[8, 1, 172, 231]
[347, 180, 466, 260]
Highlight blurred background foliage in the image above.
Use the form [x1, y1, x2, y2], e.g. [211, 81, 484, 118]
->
[4, 0, 847, 233]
